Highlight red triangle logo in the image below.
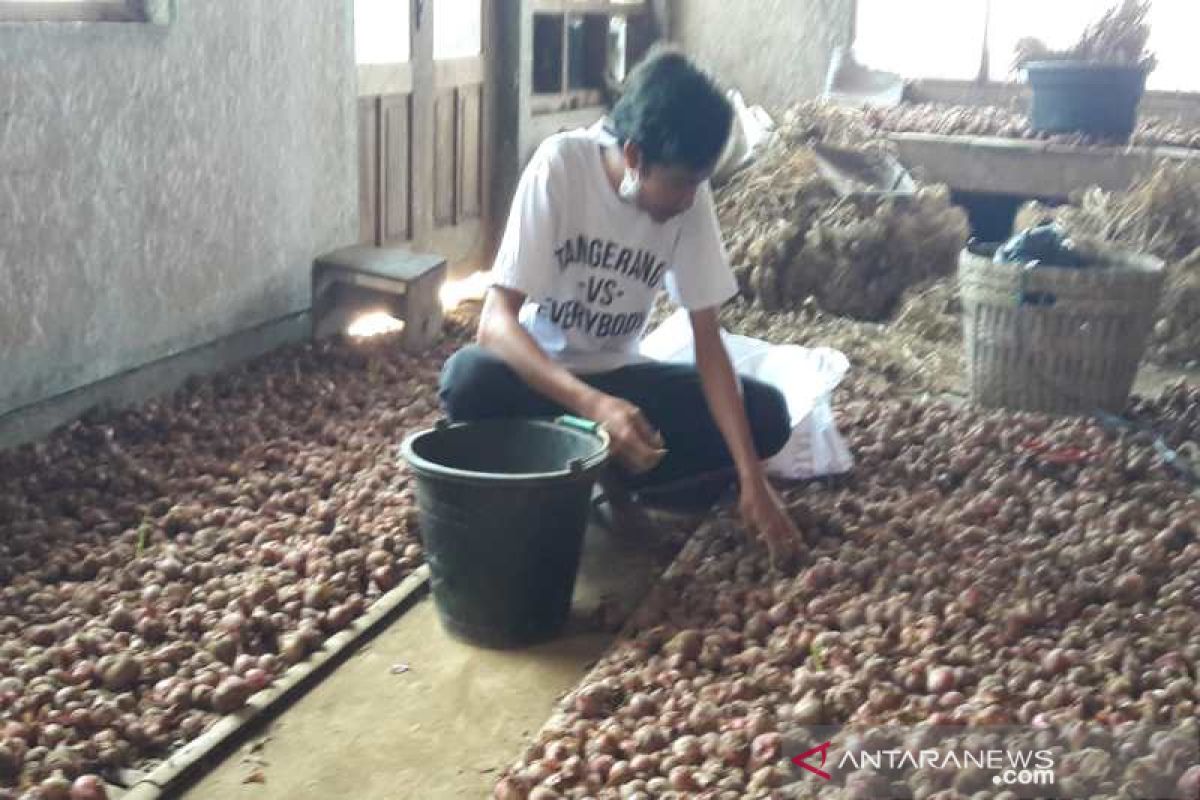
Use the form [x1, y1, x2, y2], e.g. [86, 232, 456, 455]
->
[791, 740, 833, 780]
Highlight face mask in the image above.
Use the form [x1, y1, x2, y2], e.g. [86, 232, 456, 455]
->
[618, 166, 640, 204]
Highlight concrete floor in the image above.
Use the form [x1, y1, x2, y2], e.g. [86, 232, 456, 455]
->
[1133, 361, 1199, 396]
[177, 517, 682, 800]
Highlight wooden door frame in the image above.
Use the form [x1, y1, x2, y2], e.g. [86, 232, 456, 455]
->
[355, 0, 495, 274]
[423, 0, 494, 274]
[409, 0, 436, 249]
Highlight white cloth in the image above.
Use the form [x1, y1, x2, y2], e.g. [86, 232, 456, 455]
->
[639, 309, 855, 480]
[491, 121, 738, 374]
[712, 90, 776, 186]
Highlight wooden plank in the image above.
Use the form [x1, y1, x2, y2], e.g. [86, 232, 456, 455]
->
[119, 568, 432, 800]
[458, 86, 482, 221]
[314, 245, 445, 283]
[433, 57, 484, 89]
[381, 94, 412, 243]
[433, 88, 458, 227]
[401, 263, 449, 353]
[409, 0, 436, 248]
[479, 0, 497, 258]
[357, 63, 414, 98]
[357, 97, 380, 245]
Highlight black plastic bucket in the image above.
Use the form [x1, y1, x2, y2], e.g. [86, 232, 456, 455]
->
[1025, 61, 1148, 140]
[400, 416, 609, 648]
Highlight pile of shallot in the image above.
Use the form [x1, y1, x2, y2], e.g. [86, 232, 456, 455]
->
[0, 320, 471, 796]
[497, 394, 1199, 799]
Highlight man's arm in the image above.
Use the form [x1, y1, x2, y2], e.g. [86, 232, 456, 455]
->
[690, 306, 802, 559]
[477, 286, 595, 416]
[689, 307, 763, 482]
[477, 286, 664, 472]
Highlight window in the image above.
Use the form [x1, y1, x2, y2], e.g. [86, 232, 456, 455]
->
[0, 0, 169, 23]
[355, 0, 410, 65]
[1139, 1, 1196, 91]
[854, 0, 988, 81]
[434, 0, 482, 59]
[532, 12, 622, 112]
[854, 0, 1200, 92]
[530, 0, 651, 115]
[986, 0, 1135, 79]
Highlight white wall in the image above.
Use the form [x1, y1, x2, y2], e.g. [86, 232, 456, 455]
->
[0, 2, 358, 417]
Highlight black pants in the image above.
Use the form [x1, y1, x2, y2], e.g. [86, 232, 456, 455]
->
[438, 345, 791, 505]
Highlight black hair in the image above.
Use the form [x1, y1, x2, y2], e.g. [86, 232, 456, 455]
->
[608, 46, 733, 172]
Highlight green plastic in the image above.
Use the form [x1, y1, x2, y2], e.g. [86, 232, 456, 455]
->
[400, 418, 610, 648]
[554, 414, 601, 435]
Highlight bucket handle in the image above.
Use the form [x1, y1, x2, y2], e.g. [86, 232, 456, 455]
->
[554, 415, 610, 474]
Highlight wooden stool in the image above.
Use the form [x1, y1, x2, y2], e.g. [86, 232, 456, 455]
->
[312, 245, 447, 353]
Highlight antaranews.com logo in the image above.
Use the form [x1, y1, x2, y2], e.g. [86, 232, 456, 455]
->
[783, 724, 1197, 799]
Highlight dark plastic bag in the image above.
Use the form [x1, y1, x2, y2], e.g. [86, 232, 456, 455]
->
[994, 220, 1090, 268]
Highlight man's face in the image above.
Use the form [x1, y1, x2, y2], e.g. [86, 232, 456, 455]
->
[621, 141, 710, 224]
[636, 162, 709, 223]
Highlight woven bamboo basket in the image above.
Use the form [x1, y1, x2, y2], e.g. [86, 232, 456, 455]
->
[959, 244, 1165, 415]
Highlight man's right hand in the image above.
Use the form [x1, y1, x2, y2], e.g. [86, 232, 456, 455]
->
[582, 393, 666, 474]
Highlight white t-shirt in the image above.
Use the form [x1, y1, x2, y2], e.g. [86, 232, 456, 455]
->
[490, 121, 738, 374]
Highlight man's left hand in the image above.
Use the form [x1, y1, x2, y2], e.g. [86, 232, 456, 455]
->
[738, 475, 805, 569]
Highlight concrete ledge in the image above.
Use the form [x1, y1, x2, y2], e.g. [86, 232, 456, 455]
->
[0, 311, 311, 452]
[889, 132, 1200, 198]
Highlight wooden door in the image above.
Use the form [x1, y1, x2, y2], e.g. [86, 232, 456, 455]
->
[355, 0, 492, 272]
[426, 0, 489, 268]
[355, 0, 414, 246]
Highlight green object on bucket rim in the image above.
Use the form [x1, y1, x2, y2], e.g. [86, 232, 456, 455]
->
[554, 414, 601, 435]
